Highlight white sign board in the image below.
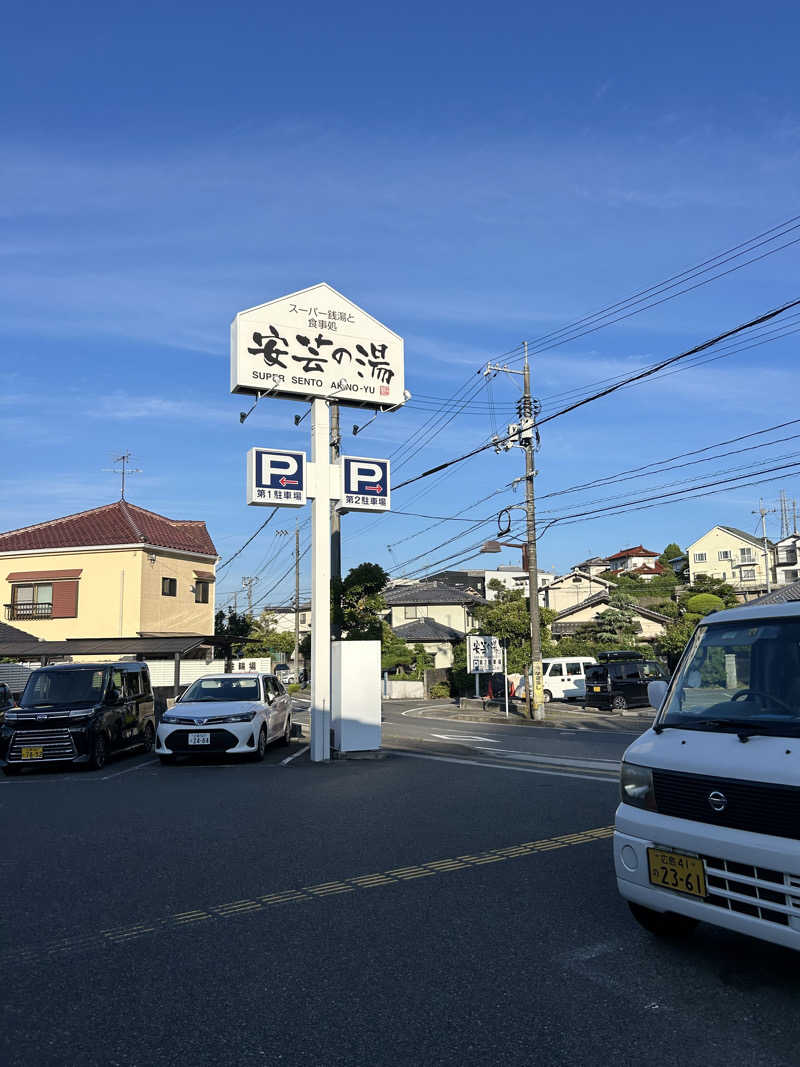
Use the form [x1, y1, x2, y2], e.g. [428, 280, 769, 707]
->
[247, 447, 307, 507]
[337, 455, 390, 513]
[231, 282, 406, 410]
[467, 635, 503, 674]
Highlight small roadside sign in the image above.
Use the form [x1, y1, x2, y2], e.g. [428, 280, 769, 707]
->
[247, 447, 307, 507]
[467, 635, 503, 674]
[337, 456, 390, 513]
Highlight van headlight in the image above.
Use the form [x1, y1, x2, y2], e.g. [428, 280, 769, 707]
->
[620, 762, 656, 810]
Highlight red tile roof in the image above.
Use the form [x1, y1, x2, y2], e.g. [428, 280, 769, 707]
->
[606, 545, 659, 561]
[629, 563, 665, 575]
[0, 501, 217, 557]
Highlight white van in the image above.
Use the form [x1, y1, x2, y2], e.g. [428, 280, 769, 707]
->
[541, 657, 597, 702]
[615, 601, 800, 951]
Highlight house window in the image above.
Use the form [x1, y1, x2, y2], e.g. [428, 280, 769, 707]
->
[718, 551, 731, 561]
[740, 548, 754, 562]
[404, 606, 419, 619]
[299, 613, 307, 624]
[693, 552, 707, 563]
[9, 583, 53, 620]
[741, 569, 756, 581]
[162, 577, 177, 597]
[194, 580, 210, 604]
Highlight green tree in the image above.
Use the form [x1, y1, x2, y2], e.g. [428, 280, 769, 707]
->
[576, 592, 642, 648]
[242, 609, 297, 657]
[659, 542, 685, 568]
[471, 587, 557, 672]
[333, 562, 389, 640]
[214, 607, 252, 654]
[381, 622, 414, 671]
[682, 574, 738, 608]
[657, 617, 697, 662]
[685, 593, 725, 617]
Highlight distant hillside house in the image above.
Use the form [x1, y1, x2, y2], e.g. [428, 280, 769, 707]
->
[775, 533, 800, 586]
[687, 525, 774, 599]
[606, 545, 664, 580]
[0, 501, 218, 641]
[392, 617, 463, 668]
[384, 581, 485, 635]
[573, 556, 610, 579]
[550, 592, 670, 642]
[542, 571, 612, 614]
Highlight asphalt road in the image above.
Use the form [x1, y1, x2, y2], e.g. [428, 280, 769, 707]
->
[2, 704, 800, 1066]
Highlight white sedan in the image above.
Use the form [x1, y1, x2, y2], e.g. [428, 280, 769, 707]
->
[155, 673, 292, 764]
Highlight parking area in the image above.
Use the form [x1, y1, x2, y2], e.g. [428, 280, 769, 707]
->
[2, 732, 800, 1066]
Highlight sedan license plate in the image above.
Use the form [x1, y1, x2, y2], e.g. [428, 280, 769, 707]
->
[188, 732, 211, 746]
[22, 746, 44, 760]
[647, 847, 706, 898]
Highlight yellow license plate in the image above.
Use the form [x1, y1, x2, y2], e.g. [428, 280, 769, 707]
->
[592, 686, 601, 692]
[647, 848, 706, 898]
[21, 746, 44, 760]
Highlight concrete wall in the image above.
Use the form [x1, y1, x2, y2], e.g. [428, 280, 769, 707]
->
[384, 679, 424, 699]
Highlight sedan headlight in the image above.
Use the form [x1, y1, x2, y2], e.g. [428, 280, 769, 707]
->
[160, 713, 180, 724]
[221, 710, 258, 723]
[620, 762, 656, 810]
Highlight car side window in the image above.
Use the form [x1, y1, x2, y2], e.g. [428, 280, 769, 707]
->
[565, 662, 582, 676]
[124, 671, 141, 698]
[262, 677, 277, 703]
[610, 664, 624, 680]
[624, 664, 642, 681]
[109, 669, 124, 700]
[548, 663, 564, 677]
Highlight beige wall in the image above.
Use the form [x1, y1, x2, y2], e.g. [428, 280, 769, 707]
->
[545, 574, 609, 614]
[558, 601, 665, 639]
[1, 544, 215, 640]
[139, 550, 215, 634]
[1, 547, 144, 640]
[390, 603, 471, 633]
[688, 527, 772, 589]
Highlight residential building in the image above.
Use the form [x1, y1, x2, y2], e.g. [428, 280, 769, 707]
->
[606, 545, 664, 581]
[775, 533, 800, 586]
[0, 501, 218, 641]
[262, 603, 312, 636]
[550, 592, 669, 643]
[687, 525, 775, 597]
[426, 566, 556, 604]
[384, 582, 485, 668]
[573, 556, 610, 579]
[542, 571, 613, 614]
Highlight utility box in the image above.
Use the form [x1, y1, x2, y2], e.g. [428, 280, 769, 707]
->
[331, 640, 381, 753]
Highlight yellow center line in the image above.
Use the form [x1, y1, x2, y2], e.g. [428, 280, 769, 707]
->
[6, 825, 614, 964]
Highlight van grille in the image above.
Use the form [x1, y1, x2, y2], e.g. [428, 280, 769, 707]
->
[652, 768, 800, 841]
[702, 855, 800, 927]
[8, 729, 76, 762]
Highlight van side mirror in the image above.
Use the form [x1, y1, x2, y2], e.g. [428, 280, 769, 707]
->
[647, 680, 668, 711]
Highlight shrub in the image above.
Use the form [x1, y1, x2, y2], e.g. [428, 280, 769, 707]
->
[685, 593, 725, 617]
[287, 683, 301, 693]
[429, 682, 450, 698]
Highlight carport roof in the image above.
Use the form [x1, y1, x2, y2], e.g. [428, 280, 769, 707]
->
[0, 633, 237, 659]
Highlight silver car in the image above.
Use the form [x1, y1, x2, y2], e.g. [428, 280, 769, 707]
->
[155, 673, 292, 764]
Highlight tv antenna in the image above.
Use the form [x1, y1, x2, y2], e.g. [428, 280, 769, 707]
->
[103, 451, 142, 500]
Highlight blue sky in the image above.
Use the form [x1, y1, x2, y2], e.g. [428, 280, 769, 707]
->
[2, 1, 800, 611]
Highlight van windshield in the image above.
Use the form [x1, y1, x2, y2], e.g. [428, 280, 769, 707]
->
[662, 618, 800, 734]
[21, 669, 107, 708]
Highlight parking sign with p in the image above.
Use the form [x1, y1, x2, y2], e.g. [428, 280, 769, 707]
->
[338, 456, 390, 513]
[247, 447, 307, 507]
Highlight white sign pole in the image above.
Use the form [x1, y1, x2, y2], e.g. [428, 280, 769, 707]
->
[502, 641, 509, 719]
[310, 397, 331, 761]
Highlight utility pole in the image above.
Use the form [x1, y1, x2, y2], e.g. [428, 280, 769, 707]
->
[241, 575, 259, 613]
[752, 499, 776, 594]
[330, 402, 342, 639]
[294, 519, 300, 677]
[485, 346, 545, 720]
[521, 343, 545, 720]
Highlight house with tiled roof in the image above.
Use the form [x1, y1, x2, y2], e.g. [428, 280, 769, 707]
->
[384, 582, 485, 668]
[550, 591, 670, 642]
[687, 525, 775, 599]
[0, 500, 218, 641]
[605, 545, 664, 580]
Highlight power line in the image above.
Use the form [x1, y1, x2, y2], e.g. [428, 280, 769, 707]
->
[217, 509, 278, 572]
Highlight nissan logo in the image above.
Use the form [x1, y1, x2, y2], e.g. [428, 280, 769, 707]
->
[708, 791, 728, 813]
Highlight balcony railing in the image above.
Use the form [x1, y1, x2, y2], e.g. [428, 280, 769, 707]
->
[4, 602, 53, 621]
[777, 550, 798, 566]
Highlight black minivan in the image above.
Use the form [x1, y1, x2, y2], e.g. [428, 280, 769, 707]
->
[584, 655, 668, 712]
[1, 661, 156, 774]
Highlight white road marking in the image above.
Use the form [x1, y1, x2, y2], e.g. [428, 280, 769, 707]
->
[473, 747, 619, 771]
[100, 759, 159, 780]
[429, 733, 500, 743]
[390, 750, 619, 783]
[281, 745, 309, 765]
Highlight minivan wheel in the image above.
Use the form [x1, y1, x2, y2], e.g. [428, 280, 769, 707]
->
[89, 732, 107, 771]
[628, 901, 698, 938]
[142, 722, 155, 754]
[543, 690, 552, 704]
[612, 695, 627, 711]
